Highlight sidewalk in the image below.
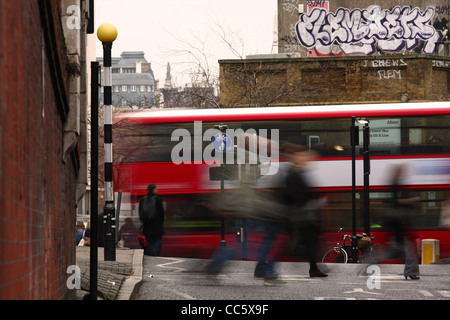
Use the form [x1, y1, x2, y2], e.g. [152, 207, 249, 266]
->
[74, 245, 448, 300]
[75, 246, 144, 300]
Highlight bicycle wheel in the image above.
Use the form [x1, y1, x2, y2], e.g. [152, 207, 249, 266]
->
[359, 244, 379, 263]
[321, 248, 348, 263]
[368, 245, 379, 263]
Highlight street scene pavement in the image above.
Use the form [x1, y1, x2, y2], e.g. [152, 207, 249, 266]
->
[74, 246, 143, 300]
[135, 256, 450, 301]
[75, 245, 450, 303]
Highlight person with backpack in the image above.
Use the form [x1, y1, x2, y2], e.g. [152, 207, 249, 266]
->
[139, 184, 165, 256]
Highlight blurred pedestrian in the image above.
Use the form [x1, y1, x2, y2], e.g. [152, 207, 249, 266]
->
[284, 144, 327, 277]
[383, 164, 421, 280]
[139, 184, 165, 256]
[254, 219, 285, 280]
[75, 220, 85, 246]
[253, 142, 296, 280]
[82, 220, 91, 246]
[118, 217, 139, 248]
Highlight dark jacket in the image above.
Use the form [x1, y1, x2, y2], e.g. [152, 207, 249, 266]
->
[285, 168, 312, 208]
[140, 193, 165, 237]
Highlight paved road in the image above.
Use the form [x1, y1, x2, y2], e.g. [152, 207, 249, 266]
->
[134, 256, 450, 301]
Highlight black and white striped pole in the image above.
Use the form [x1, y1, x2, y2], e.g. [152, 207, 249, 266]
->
[97, 23, 118, 261]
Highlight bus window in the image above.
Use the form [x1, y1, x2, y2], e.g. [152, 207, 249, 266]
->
[114, 115, 450, 162]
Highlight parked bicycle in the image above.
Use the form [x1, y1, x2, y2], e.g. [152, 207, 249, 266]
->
[321, 228, 378, 263]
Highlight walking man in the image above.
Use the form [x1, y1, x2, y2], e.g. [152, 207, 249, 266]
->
[139, 184, 165, 256]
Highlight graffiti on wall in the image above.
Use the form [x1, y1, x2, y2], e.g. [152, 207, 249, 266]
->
[295, 5, 444, 55]
[306, 1, 342, 56]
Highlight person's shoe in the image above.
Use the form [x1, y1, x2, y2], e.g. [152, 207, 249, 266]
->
[205, 261, 222, 275]
[254, 262, 268, 278]
[255, 261, 279, 280]
[309, 269, 328, 277]
[404, 275, 420, 280]
[264, 269, 279, 280]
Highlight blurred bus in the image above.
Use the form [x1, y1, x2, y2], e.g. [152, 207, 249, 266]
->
[112, 102, 450, 261]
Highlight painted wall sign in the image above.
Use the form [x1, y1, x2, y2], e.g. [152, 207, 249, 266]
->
[295, 5, 444, 55]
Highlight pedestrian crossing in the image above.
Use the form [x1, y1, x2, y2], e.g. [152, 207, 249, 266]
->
[144, 257, 450, 300]
[437, 290, 450, 298]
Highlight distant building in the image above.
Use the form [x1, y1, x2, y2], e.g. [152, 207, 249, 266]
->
[98, 51, 158, 108]
[164, 62, 173, 89]
[160, 62, 219, 108]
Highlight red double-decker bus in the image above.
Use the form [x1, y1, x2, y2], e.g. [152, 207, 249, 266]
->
[113, 102, 450, 262]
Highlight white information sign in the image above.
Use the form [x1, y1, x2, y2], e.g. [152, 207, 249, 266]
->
[358, 119, 401, 145]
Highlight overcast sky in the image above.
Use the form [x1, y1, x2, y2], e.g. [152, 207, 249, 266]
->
[95, 0, 278, 86]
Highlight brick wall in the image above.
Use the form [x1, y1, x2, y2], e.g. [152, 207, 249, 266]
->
[219, 55, 450, 107]
[0, 0, 78, 299]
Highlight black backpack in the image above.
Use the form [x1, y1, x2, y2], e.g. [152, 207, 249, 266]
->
[139, 195, 157, 222]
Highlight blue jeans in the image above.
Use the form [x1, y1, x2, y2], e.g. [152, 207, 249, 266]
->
[257, 222, 284, 263]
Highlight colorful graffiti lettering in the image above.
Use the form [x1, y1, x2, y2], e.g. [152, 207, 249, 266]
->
[295, 6, 444, 55]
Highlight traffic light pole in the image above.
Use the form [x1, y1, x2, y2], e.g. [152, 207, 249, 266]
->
[216, 125, 228, 248]
[363, 123, 371, 235]
[350, 117, 359, 263]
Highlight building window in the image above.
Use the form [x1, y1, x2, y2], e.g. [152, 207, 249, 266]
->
[130, 85, 136, 92]
[122, 85, 128, 92]
[140, 85, 146, 92]
[112, 68, 120, 74]
[114, 86, 119, 92]
[123, 68, 136, 73]
[147, 85, 152, 92]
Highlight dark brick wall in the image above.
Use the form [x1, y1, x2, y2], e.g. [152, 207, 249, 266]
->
[0, 0, 78, 299]
[219, 55, 450, 107]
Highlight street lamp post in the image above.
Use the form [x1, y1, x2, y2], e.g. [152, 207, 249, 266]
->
[97, 23, 118, 261]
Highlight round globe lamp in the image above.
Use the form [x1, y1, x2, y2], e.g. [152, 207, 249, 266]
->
[97, 23, 118, 43]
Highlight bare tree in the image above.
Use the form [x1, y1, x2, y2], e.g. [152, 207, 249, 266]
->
[162, 21, 332, 108]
